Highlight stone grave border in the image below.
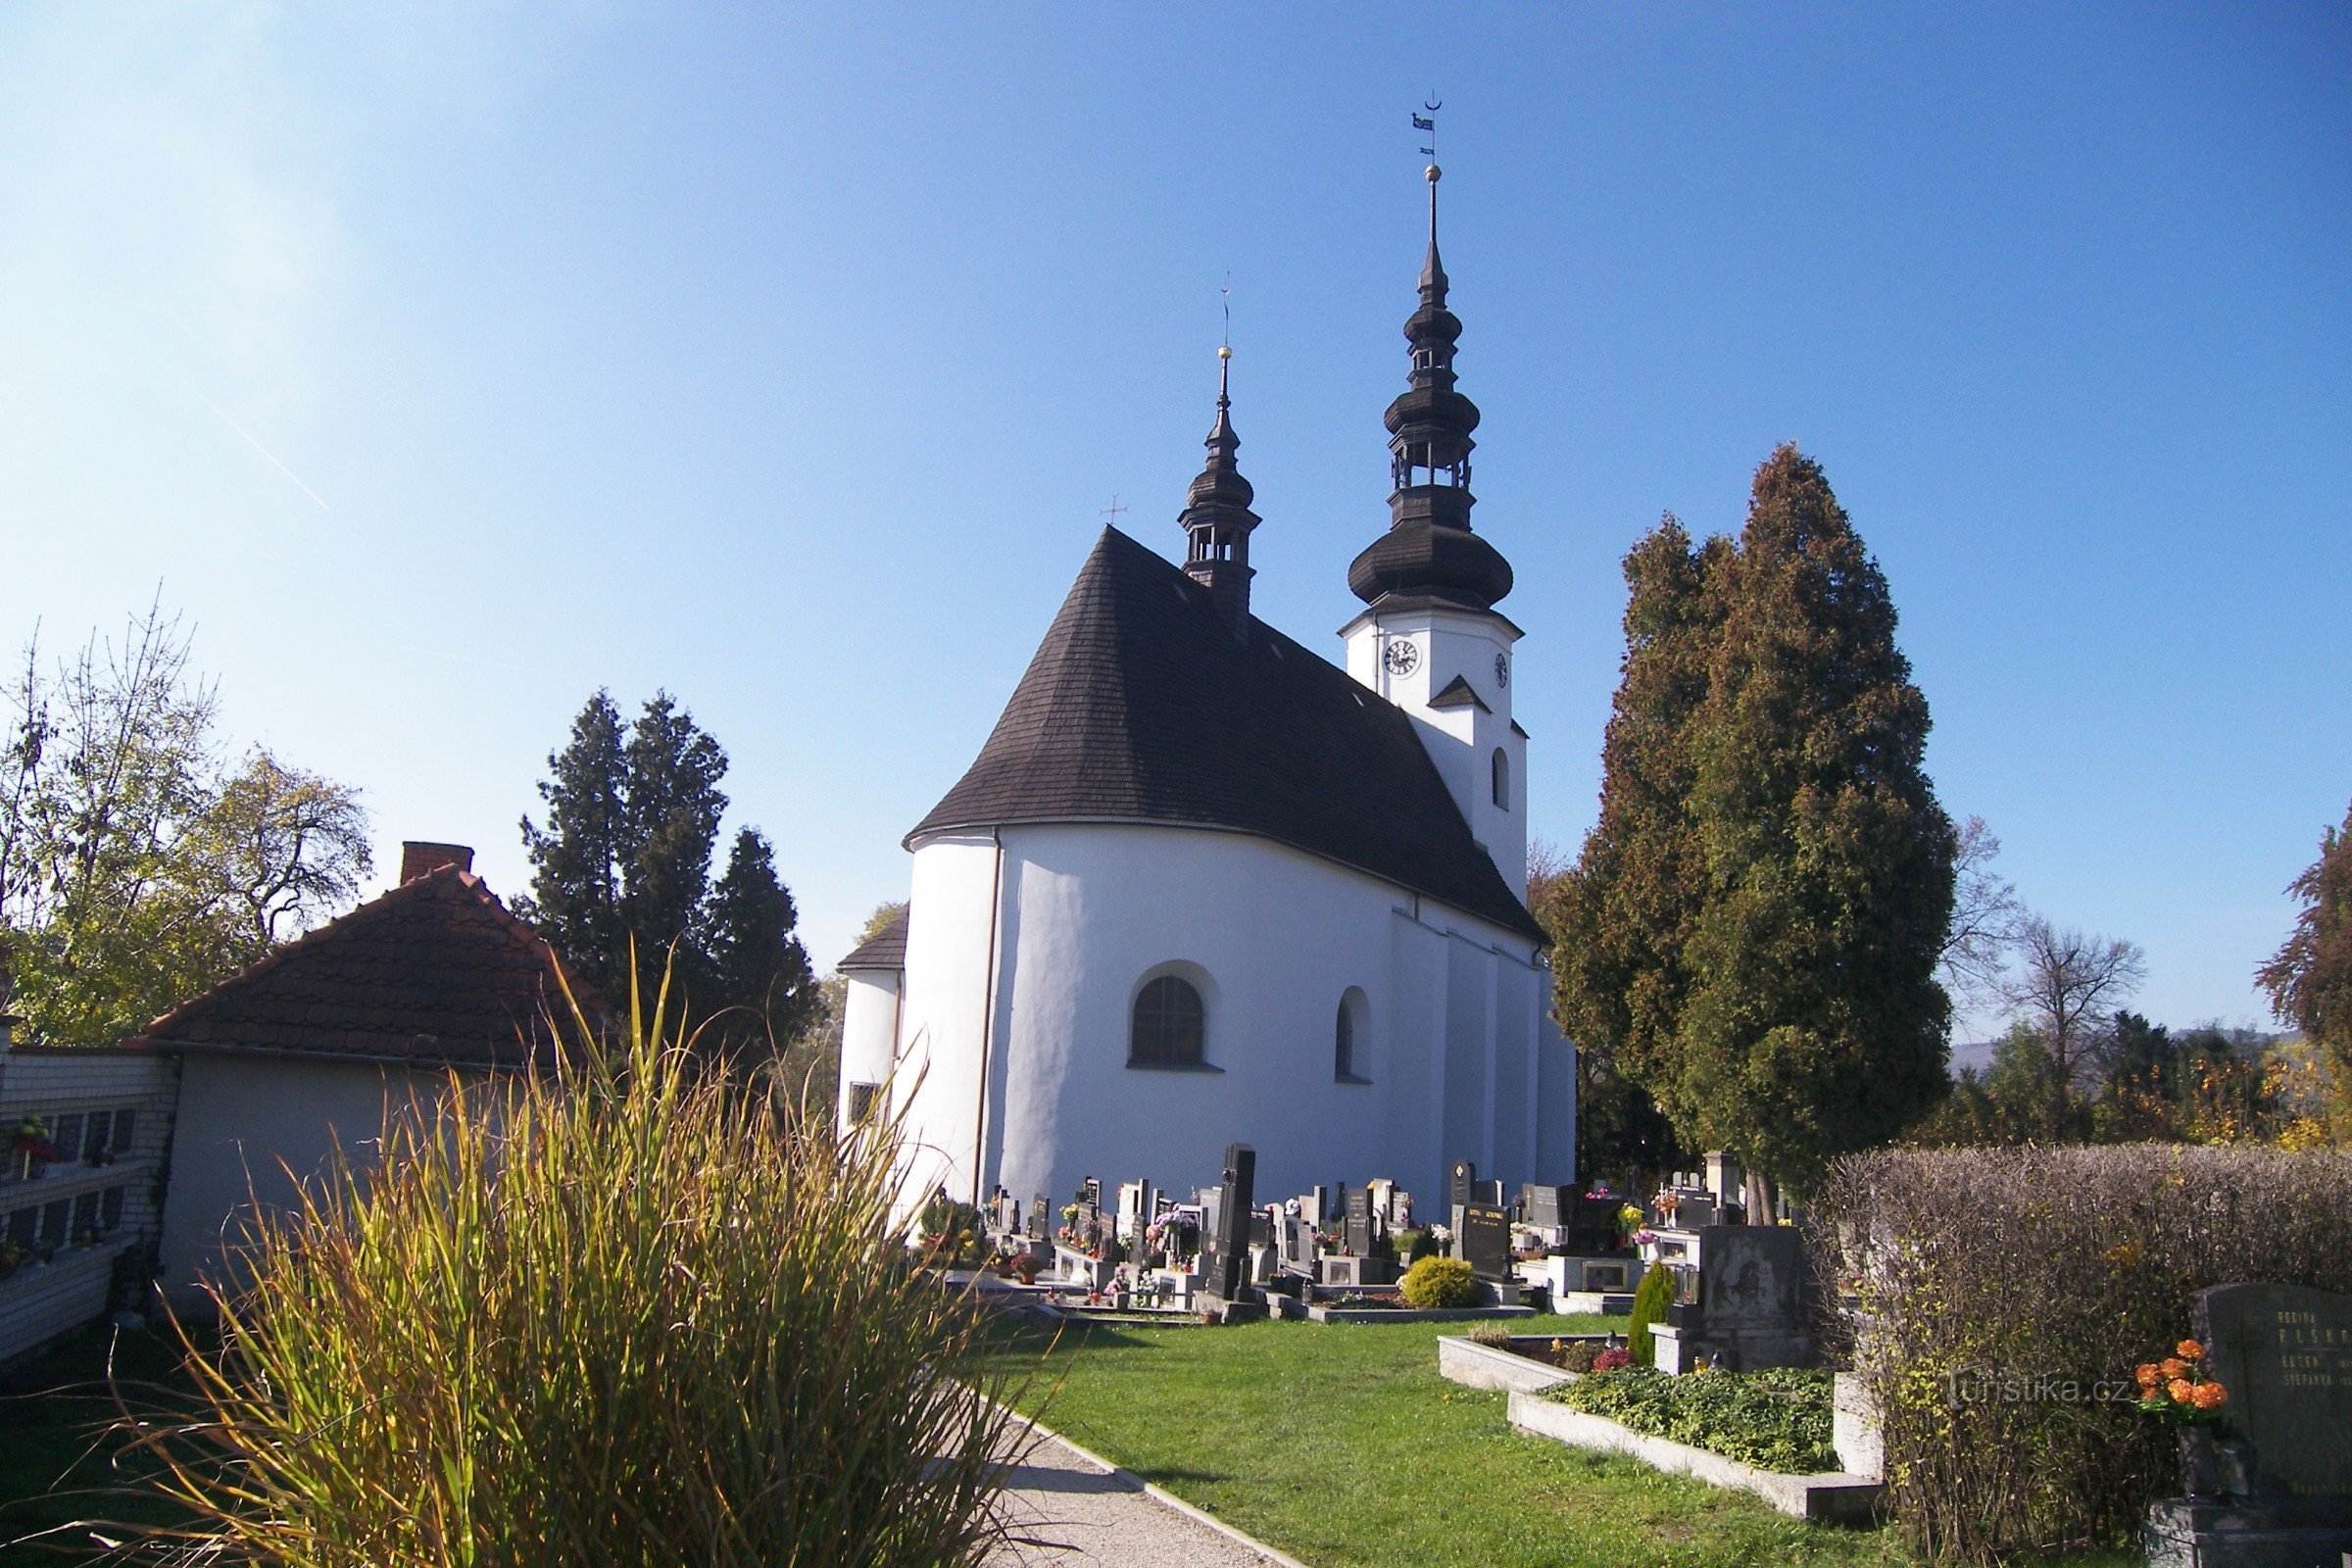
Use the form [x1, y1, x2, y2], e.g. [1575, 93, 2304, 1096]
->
[1435, 1333, 1605, 1395]
[1505, 1390, 1884, 1525]
[1306, 1302, 1537, 1325]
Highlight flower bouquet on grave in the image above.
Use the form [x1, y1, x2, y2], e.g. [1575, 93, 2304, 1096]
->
[2136, 1339, 2230, 1499]
[1617, 1201, 1648, 1241]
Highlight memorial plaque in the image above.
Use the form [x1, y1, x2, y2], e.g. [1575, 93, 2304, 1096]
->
[1460, 1202, 1510, 1279]
[2195, 1283, 2352, 1500]
[1345, 1187, 1375, 1257]
[1450, 1160, 1477, 1212]
[1696, 1225, 1806, 1329]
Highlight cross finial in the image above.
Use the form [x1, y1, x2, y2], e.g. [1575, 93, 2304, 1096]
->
[1102, 494, 1127, 524]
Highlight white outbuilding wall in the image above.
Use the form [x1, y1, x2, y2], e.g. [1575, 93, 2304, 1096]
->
[890, 822, 1570, 1222]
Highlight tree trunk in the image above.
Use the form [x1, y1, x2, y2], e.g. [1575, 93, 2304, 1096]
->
[1742, 1168, 1778, 1224]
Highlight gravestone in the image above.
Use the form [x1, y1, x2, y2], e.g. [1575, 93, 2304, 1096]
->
[1028, 1194, 1049, 1242]
[2198, 1283, 2352, 1500]
[1522, 1183, 1567, 1229]
[1568, 1194, 1620, 1255]
[1203, 1144, 1256, 1301]
[1460, 1202, 1510, 1279]
[1345, 1187, 1375, 1257]
[1249, 1210, 1272, 1250]
[1652, 1225, 1813, 1373]
[1390, 1190, 1413, 1230]
[1197, 1190, 1224, 1281]
[2145, 1283, 2352, 1565]
[1474, 1178, 1506, 1207]
[1449, 1160, 1477, 1212]
[1310, 1186, 1329, 1227]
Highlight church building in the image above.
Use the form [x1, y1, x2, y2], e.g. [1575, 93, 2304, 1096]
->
[838, 165, 1574, 1217]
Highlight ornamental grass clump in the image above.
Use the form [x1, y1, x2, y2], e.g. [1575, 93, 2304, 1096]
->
[1811, 1144, 2352, 1564]
[124, 981, 1028, 1568]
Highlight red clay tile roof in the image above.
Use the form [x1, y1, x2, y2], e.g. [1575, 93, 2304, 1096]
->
[130, 864, 610, 1070]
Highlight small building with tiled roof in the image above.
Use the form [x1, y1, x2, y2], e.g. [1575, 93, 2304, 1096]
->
[852, 166, 1574, 1223]
[133, 843, 605, 1306]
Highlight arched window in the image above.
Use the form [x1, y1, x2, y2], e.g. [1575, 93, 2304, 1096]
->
[1130, 975, 1205, 1067]
[1334, 987, 1370, 1083]
[1492, 747, 1510, 809]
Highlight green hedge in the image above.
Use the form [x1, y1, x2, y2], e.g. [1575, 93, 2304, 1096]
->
[1546, 1366, 1835, 1474]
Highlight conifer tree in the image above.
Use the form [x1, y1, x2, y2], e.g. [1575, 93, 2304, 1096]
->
[1674, 446, 1955, 1197]
[704, 826, 818, 1054]
[1550, 449, 1956, 1203]
[521, 691, 816, 1066]
[2258, 800, 2352, 1075]
[1544, 515, 1725, 1179]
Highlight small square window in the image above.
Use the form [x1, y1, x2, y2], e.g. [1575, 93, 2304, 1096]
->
[50, 1114, 82, 1164]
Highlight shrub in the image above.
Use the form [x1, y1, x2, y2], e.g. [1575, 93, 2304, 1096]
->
[1625, 1260, 1674, 1366]
[1811, 1144, 2352, 1563]
[1590, 1346, 1632, 1373]
[1548, 1366, 1836, 1473]
[1406, 1227, 1440, 1264]
[1398, 1255, 1482, 1309]
[1466, 1323, 1513, 1348]
[131, 987, 1029, 1567]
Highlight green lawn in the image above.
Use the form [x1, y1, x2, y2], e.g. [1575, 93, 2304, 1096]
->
[985, 1312, 2140, 1568]
[0, 1322, 196, 1563]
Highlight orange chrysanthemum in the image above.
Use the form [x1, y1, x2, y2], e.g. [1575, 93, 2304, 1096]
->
[2177, 1339, 2205, 1360]
[2161, 1357, 2189, 1379]
[2136, 1363, 2163, 1388]
[2191, 1381, 2228, 1409]
[2169, 1378, 2196, 1404]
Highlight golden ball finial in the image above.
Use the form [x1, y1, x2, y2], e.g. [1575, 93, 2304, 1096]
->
[1218, 344, 1232, 361]
[1426, 163, 1442, 182]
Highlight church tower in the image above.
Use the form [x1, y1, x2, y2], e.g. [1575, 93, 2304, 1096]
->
[1342, 157, 1527, 894]
[1180, 345, 1260, 635]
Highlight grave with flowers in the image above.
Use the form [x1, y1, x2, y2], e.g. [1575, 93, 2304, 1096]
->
[2141, 1282, 2352, 1567]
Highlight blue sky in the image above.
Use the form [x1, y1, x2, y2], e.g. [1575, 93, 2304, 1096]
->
[2, 5, 2344, 1038]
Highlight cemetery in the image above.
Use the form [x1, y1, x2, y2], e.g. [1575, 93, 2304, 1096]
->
[941, 1138, 2352, 1567]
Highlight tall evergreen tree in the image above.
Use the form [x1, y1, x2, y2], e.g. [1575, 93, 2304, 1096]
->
[703, 826, 818, 1055]
[518, 692, 630, 1002]
[521, 692, 813, 1066]
[1544, 515, 1726, 1182]
[1674, 446, 1956, 1197]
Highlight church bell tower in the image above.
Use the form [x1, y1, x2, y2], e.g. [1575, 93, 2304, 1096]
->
[1342, 152, 1527, 896]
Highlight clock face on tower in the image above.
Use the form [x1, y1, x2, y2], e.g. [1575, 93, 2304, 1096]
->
[1382, 640, 1419, 677]
[1494, 653, 1509, 688]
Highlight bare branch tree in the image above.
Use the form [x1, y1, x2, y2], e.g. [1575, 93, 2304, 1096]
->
[1940, 814, 2023, 1006]
[2002, 915, 2146, 1132]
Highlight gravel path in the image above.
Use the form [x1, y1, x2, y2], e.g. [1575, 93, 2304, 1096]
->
[987, 1428, 1297, 1567]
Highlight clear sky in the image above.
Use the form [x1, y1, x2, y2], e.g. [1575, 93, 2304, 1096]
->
[2, 5, 2344, 1038]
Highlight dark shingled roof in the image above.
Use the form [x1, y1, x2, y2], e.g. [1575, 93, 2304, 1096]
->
[131, 864, 609, 1069]
[838, 907, 910, 971]
[908, 527, 1544, 944]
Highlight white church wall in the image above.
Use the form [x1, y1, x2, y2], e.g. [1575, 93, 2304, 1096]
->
[834, 968, 901, 1136]
[895, 820, 1565, 1221]
[892, 834, 1004, 1218]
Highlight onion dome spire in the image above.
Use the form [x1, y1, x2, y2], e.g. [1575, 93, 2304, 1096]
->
[1180, 343, 1260, 634]
[1348, 156, 1513, 612]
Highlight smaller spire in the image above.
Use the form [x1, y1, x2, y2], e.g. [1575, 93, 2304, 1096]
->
[1420, 161, 1447, 300]
[1179, 341, 1260, 635]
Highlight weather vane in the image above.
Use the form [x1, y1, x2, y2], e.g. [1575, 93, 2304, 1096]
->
[1220, 273, 1232, 360]
[1413, 97, 1441, 165]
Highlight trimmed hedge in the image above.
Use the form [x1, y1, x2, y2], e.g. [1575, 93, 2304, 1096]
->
[1810, 1144, 2352, 1562]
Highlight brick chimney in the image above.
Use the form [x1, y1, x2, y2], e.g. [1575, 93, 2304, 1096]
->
[400, 842, 475, 883]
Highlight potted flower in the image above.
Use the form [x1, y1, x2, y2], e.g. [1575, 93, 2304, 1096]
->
[2136, 1339, 2230, 1498]
[12, 1116, 58, 1181]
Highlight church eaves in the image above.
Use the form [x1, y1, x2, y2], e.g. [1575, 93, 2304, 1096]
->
[906, 526, 1546, 945]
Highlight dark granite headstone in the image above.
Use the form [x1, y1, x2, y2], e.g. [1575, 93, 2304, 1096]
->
[1522, 1183, 1567, 1228]
[1345, 1187, 1375, 1257]
[1082, 1176, 1102, 1210]
[1028, 1194, 1049, 1241]
[1697, 1226, 1807, 1333]
[1449, 1160, 1476, 1212]
[1202, 1144, 1256, 1300]
[2196, 1282, 2352, 1500]
[1461, 1202, 1510, 1279]
[1249, 1211, 1272, 1250]
[1474, 1178, 1506, 1207]
[1569, 1194, 1620, 1254]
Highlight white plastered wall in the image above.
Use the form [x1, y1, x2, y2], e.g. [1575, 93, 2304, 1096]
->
[834, 969, 902, 1135]
[892, 821, 1571, 1224]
